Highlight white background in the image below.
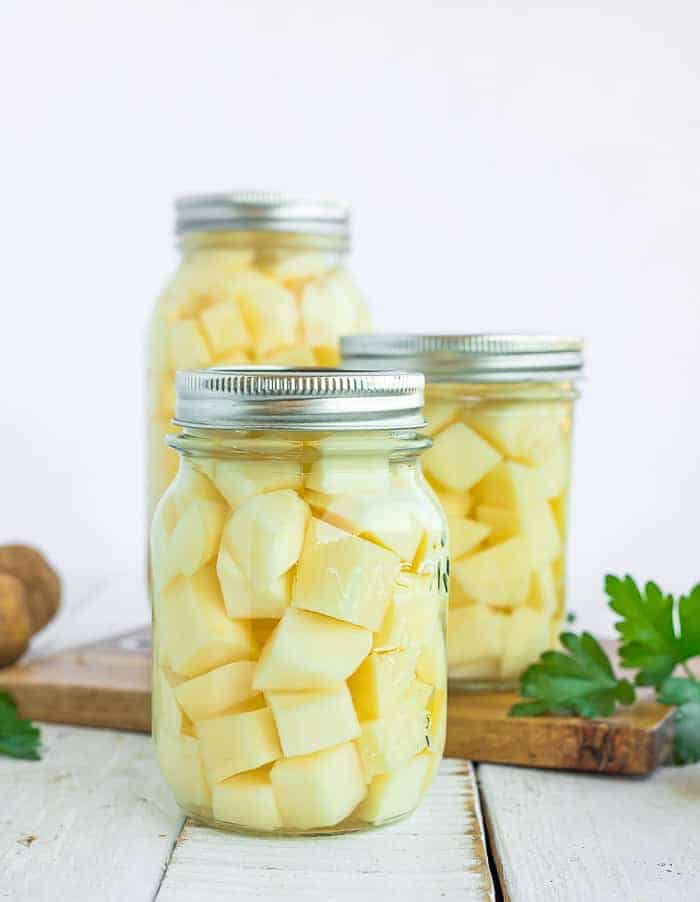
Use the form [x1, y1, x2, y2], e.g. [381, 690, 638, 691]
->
[1, 1, 698, 636]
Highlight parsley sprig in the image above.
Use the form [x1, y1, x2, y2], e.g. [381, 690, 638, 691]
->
[509, 575, 700, 764]
[0, 691, 42, 760]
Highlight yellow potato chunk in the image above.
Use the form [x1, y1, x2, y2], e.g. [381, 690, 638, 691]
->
[222, 490, 308, 586]
[474, 504, 519, 543]
[550, 494, 568, 536]
[452, 537, 531, 608]
[349, 649, 419, 720]
[198, 707, 282, 783]
[306, 456, 391, 495]
[169, 318, 211, 370]
[373, 573, 440, 652]
[253, 608, 372, 691]
[322, 492, 425, 563]
[270, 741, 367, 830]
[232, 271, 299, 356]
[422, 422, 501, 492]
[161, 568, 256, 677]
[216, 548, 291, 619]
[356, 752, 430, 824]
[175, 660, 259, 722]
[432, 489, 471, 519]
[500, 607, 550, 678]
[466, 404, 563, 465]
[199, 301, 251, 356]
[303, 489, 332, 515]
[292, 518, 400, 630]
[265, 685, 360, 757]
[212, 767, 282, 832]
[269, 251, 336, 281]
[301, 270, 361, 348]
[259, 346, 317, 366]
[428, 687, 446, 757]
[422, 400, 459, 436]
[531, 439, 569, 499]
[156, 667, 188, 736]
[415, 623, 447, 687]
[447, 605, 507, 668]
[212, 459, 303, 510]
[356, 680, 432, 779]
[447, 517, 491, 559]
[169, 498, 227, 577]
[156, 732, 210, 809]
[528, 565, 557, 616]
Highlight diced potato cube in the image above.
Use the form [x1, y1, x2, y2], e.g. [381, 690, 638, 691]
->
[259, 346, 317, 366]
[306, 456, 391, 495]
[156, 667, 188, 736]
[356, 680, 431, 779]
[550, 493, 568, 537]
[169, 498, 227, 577]
[531, 439, 569, 499]
[175, 660, 259, 722]
[198, 707, 282, 782]
[150, 498, 179, 593]
[422, 400, 459, 436]
[500, 607, 550, 679]
[199, 301, 251, 355]
[312, 346, 340, 366]
[452, 538, 531, 608]
[270, 251, 336, 281]
[301, 270, 361, 347]
[447, 605, 507, 668]
[428, 687, 446, 757]
[322, 492, 425, 563]
[253, 609, 372, 690]
[216, 549, 291, 619]
[474, 504, 519, 543]
[212, 768, 282, 832]
[422, 422, 501, 493]
[432, 489, 471, 519]
[356, 752, 430, 824]
[415, 623, 447, 686]
[472, 459, 537, 509]
[292, 518, 400, 630]
[232, 271, 299, 356]
[373, 573, 439, 652]
[447, 517, 491, 559]
[222, 490, 308, 586]
[349, 649, 419, 720]
[161, 568, 256, 677]
[528, 566, 557, 616]
[270, 742, 367, 830]
[303, 489, 332, 515]
[156, 732, 210, 808]
[212, 459, 302, 510]
[265, 684, 360, 757]
[169, 318, 211, 370]
[466, 404, 564, 465]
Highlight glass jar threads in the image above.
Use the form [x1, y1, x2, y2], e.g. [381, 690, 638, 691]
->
[150, 368, 447, 834]
[146, 192, 372, 517]
[342, 334, 584, 690]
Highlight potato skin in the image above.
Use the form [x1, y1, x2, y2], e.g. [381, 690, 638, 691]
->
[0, 573, 32, 667]
[0, 545, 61, 632]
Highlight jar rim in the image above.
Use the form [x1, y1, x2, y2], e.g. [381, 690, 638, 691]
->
[341, 333, 584, 382]
[174, 191, 350, 248]
[173, 367, 426, 431]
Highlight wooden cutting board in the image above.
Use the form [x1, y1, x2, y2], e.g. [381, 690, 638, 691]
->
[0, 629, 676, 774]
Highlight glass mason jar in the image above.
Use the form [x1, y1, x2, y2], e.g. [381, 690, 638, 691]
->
[146, 193, 372, 519]
[150, 368, 447, 834]
[341, 335, 584, 691]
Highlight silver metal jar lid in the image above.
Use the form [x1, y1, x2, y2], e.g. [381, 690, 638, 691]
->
[175, 191, 350, 245]
[341, 334, 584, 382]
[173, 367, 425, 431]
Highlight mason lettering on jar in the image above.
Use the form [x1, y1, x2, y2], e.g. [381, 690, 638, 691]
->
[146, 193, 371, 518]
[150, 368, 447, 833]
[342, 334, 583, 690]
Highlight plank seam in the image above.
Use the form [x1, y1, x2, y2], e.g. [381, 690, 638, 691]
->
[153, 814, 187, 901]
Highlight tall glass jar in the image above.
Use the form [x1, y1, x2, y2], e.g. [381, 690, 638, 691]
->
[341, 335, 583, 691]
[146, 193, 372, 519]
[150, 368, 447, 834]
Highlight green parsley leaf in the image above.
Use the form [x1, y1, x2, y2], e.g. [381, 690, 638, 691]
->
[0, 691, 42, 761]
[658, 677, 700, 764]
[509, 632, 636, 719]
[607, 575, 700, 687]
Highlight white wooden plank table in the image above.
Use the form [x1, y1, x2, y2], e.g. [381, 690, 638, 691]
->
[0, 573, 697, 900]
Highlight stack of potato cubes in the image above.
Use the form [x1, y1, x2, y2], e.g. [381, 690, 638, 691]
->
[151, 442, 447, 833]
[420, 393, 572, 683]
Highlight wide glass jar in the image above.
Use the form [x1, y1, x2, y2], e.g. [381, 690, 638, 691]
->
[146, 193, 372, 518]
[150, 368, 448, 834]
[342, 335, 583, 691]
